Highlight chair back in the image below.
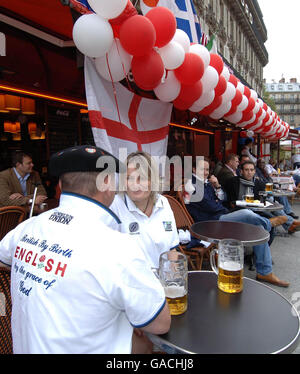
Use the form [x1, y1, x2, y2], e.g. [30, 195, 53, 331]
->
[0, 267, 12, 354]
[164, 194, 193, 231]
[0, 206, 26, 241]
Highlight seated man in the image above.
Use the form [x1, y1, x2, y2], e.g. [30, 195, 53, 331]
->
[224, 160, 300, 234]
[0, 151, 47, 208]
[256, 159, 298, 219]
[217, 153, 239, 187]
[185, 157, 289, 287]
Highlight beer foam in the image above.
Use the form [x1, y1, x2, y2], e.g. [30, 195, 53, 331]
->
[219, 261, 243, 272]
[164, 285, 186, 298]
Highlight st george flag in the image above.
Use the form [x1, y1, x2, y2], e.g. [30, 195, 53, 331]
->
[84, 57, 173, 159]
[140, 0, 202, 44]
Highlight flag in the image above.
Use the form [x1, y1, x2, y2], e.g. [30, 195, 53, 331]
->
[84, 57, 173, 160]
[140, 0, 202, 44]
[206, 34, 218, 54]
[69, 0, 93, 14]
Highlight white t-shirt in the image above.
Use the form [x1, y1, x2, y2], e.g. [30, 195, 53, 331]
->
[110, 194, 179, 269]
[0, 192, 166, 354]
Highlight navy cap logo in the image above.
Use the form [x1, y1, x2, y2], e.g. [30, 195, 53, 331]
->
[85, 147, 96, 153]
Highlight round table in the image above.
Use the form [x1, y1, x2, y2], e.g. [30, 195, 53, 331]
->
[147, 271, 300, 354]
[190, 220, 269, 246]
[272, 190, 296, 198]
[243, 201, 283, 213]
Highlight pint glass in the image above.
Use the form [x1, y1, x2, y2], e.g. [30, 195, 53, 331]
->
[159, 251, 188, 315]
[243, 187, 254, 203]
[210, 239, 244, 294]
[265, 183, 273, 192]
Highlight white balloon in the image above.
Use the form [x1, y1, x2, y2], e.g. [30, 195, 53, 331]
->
[221, 66, 230, 81]
[189, 44, 210, 69]
[189, 90, 215, 112]
[73, 14, 113, 58]
[222, 82, 235, 102]
[95, 39, 132, 82]
[247, 130, 254, 137]
[210, 100, 231, 120]
[87, 0, 127, 19]
[200, 66, 219, 93]
[224, 111, 243, 124]
[250, 89, 258, 101]
[172, 29, 190, 53]
[253, 102, 260, 114]
[159, 41, 185, 70]
[236, 95, 248, 112]
[154, 70, 181, 102]
[237, 82, 244, 94]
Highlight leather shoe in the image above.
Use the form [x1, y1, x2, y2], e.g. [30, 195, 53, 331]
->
[289, 212, 299, 219]
[288, 220, 300, 233]
[269, 215, 288, 227]
[256, 273, 290, 288]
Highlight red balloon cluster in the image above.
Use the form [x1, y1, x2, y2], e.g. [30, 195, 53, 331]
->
[73, 1, 289, 141]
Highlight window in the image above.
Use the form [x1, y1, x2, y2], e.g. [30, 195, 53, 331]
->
[278, 85, 283, 90]
[288, 85, 293, 90]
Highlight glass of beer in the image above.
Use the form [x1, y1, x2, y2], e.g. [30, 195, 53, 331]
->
[159, 251, 188, 315]
[210, 239, 244, 294]
[265, 183, 273, 192]
[243, 187, 254, 203]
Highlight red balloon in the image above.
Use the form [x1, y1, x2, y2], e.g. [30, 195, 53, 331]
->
[262, 102, 268, 111]
[243, 86, 251, 99]
[200, 95, 222, 116]
[262, 112, 270, 124]
[173, 97, 193, 111]
[245, 97, 255, 112]
[119, 15, 156, 56]
[229, 74, 239, 87]
[174, 53, 205, 85]
[224, 104, 237, 117]
[131, 49, 164, 90]
[209, 54, 224, 75]
[214, 75, 227, 96]
[238, 110, 253, 124]
[109, 0, 137, 25]
[177, 81, 203, 103]
[145, 7, 176, 48]
[240, 131, 248, 138]
[231, 89, 243, 106]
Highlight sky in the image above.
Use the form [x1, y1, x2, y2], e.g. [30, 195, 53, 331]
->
[258, 0, 300, 83]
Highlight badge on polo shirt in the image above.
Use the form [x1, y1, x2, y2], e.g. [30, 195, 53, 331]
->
[163, 221, 173, 231]
[129, 222, 140, 235]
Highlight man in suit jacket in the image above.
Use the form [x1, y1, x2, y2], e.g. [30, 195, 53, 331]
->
[0, 151, 47, 208]
[217, 153, 239, 187]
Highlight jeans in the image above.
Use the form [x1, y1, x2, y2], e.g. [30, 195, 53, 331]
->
[276, 196, 293, 215]
[219, 209, 272, 275]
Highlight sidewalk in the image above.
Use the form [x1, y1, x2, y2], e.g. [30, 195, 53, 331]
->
[244, 199, 300, 354]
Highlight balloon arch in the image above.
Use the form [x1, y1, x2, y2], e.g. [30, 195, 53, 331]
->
[71, 0, 289, 142]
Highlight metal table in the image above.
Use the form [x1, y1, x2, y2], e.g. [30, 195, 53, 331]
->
[272, 190, 296, 198]
[190, 220, 269, 246]
[147, 271, 300, 354]
[243, 201, 283, 213]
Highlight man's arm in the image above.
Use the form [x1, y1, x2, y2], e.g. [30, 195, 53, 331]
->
[139, 302, 171, 335]
[0, 173, 29, 207]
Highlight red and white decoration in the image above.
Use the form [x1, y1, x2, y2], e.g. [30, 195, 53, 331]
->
[85, 57, 172, 159]
[72, 0, 289, 148]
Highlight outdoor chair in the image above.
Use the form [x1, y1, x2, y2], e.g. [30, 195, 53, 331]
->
[0, 206, 27, 241]
[0, 267, 12, 354]
[164, 194, 215, 270]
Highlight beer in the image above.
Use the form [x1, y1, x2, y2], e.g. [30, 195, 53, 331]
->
[245, 194, 254, 203]
[265, 183, 273, 192]
[164, 285, 187, 315]
[218, 261, 243, 294]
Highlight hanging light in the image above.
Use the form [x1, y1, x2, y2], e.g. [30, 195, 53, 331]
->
[21, 98, 36, 114]
[4, 121, 13, 132]
[28, 122, 37, 134]
[15, 122, 21, 133]
[0, 95, 9, 113]
[5, 95, 21, 111]
[10, 123, 17, 133]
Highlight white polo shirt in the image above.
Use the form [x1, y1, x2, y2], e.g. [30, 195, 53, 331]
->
[110, 194, 179, 269]
[0, 192, 166, 354]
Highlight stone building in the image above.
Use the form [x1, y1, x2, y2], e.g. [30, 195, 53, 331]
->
[265, 78, 300, 130]
[194, 0, 268, 96]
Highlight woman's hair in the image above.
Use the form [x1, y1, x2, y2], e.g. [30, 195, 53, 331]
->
[121, 151, 160, 201]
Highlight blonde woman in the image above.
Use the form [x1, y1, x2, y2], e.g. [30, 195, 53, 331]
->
[110, 151, 179, 269]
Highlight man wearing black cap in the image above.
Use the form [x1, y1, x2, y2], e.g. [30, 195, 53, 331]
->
[0, 145, 170, 354]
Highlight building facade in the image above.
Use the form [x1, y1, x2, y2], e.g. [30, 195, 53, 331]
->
[194, 0, 268, 96]
[265, 78, 300, 130]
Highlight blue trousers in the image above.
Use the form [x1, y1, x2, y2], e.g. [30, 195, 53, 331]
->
[219, 209, 272, 275]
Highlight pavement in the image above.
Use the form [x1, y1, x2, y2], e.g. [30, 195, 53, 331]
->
[243, 198, 300, 354]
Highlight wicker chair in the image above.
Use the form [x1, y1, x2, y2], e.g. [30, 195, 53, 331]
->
[0, 267, 12, 354]
[0, 206, 27, 241]
[164, 194, 214, 271]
